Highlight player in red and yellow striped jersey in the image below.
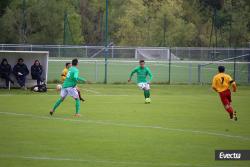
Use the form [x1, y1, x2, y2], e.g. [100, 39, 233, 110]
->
[212, 66, 237, 121]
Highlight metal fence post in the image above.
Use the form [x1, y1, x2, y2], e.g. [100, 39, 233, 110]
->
[198, 64, 201, 84]
[188, 48, 191, 84]
[85, 46, 88, 58]
[248, 55, 250, 83]
[233, 57, 236, 81]
[58, 45, 61, 57]
[135, 48, 137, 59]
[189, 63, 192, 84]
[233, 48, 236, 80]
[95, 60, 98, 82]
[104, 0, 109, 84]
[188, 47, 191, 59]
[168, 47, 171, 84]
[111, 46, 114, 58]
[200, 47, 203, 60]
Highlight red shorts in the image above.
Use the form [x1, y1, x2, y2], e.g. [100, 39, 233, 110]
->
[219, 89, 232, 106]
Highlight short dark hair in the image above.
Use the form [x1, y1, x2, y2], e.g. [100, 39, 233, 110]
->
[72, 59, 78, 66]
[1, 58, 8, 65]
[18, 58, 24, 62]
[218, 66, 225, 73]
[139, 60, 145, 63]
[65, 62, 71, 67]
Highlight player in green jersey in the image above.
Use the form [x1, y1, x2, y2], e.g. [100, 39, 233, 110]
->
[50, 59, 86, 117]
[128, 60, 153, 103]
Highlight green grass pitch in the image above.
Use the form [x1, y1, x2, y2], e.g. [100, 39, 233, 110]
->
[0, 84, 250, 167]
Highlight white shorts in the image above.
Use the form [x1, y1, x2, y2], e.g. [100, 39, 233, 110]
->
[60, 87, 79, 99]
[137, 82, 150, 90]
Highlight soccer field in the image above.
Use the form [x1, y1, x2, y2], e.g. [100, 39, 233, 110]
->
[0, 84, 250, 167]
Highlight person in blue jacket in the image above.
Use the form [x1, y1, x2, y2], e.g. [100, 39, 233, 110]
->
[13, 58, 29, 89]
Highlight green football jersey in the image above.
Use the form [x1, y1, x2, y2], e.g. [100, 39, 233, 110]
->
[63, 66, 85, 88]
[129, 66, 153, 83]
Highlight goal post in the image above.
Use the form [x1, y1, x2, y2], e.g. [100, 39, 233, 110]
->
[0, 50, 49, 88]
[197, 54, 250, 84]
[135, 47, 179, 60]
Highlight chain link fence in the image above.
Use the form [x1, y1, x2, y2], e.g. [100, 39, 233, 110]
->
[1, 44, 250, 84]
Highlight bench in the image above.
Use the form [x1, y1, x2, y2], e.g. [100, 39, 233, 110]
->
[0, 74, 38, 89]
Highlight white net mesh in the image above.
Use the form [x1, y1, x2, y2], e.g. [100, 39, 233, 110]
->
[135, 48, 179, 60]
[198, 54, 250, 84]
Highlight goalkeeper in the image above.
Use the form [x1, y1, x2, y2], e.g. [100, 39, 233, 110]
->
[128, 60, 153, 103]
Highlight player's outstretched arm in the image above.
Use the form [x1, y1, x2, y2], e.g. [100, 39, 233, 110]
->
[128, 68, 137, 82]
[232, 82, 237, 92]
[73, 70, 86, 82]
[78, 76, 86, 82]
[229, 75, 237, 92]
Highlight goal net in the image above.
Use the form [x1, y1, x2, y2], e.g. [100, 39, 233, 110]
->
[135, 48, 180, 60]
[0, 50, 49, 88]
[198, 53, 250, 84]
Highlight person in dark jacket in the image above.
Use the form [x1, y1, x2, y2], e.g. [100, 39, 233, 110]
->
[13, 58, 29, 89]
[31, 60, 43, 85]
[0, 58, 14, 88]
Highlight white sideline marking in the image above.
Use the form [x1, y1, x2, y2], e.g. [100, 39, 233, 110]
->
[0, 155, 248, 167]
[80, 88, 101, 94]
[0, 111, 249, 141]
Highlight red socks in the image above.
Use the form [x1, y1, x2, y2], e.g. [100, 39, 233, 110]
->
[226, 107, 234, 119]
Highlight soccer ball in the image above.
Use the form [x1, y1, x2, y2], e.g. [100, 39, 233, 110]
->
[145, 98, 151, 104]
[56, 84, 62, 91]
[33, 86, 39, 92]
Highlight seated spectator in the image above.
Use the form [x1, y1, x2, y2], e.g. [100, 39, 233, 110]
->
[13, 58, 29, 89]
[0, 58, 14, 88]
[31, 60, 43, 85]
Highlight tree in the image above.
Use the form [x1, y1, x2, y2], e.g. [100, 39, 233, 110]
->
[0, 0, 249, 46]
[0, 0, 84, 44]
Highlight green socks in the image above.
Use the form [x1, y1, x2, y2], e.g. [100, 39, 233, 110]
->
[147, 90, 150, 98]
[75, 99, 80, 114]
[144, 90, 150, 99]
[53, 98, 63, 111]
[52, 98, 80, 114]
